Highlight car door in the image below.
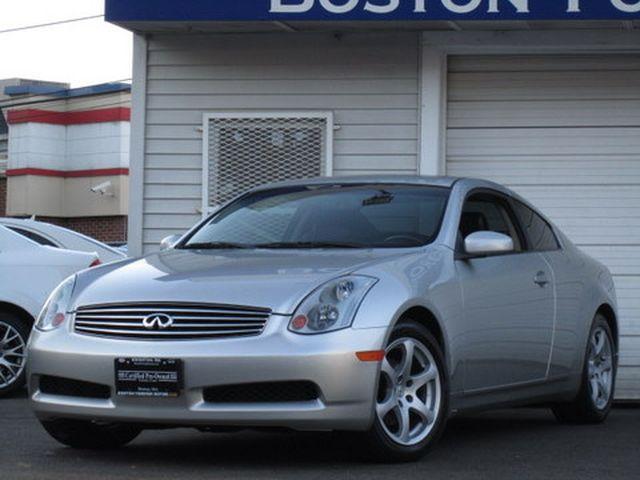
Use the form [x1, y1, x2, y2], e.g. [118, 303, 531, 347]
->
[455, 191, 555, 392]
[511, 199, 576, 379]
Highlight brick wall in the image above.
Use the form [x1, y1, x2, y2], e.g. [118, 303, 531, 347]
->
[0, 177, 6, 217]
[38, 216, 127, 244]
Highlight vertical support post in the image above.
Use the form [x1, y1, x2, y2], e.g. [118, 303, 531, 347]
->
[419, 43, 448, 176]
[127, 34, 148, 257]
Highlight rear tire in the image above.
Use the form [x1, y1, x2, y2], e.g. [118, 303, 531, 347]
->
[40, 419, 142, 449]
[552, 314, 616, 424]
[361, 319, 449, 463]
[0, 313, 30, 398]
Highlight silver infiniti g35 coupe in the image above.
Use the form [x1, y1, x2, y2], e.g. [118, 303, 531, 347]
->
[28, 176, 618, 462]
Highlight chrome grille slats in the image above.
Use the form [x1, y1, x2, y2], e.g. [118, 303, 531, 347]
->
[75, 315, 267, 321]
[76, 308, 266, 316]
[74, 321, 266, 328]
[73, 303, 270, 340]
[74, 327, 263, 337]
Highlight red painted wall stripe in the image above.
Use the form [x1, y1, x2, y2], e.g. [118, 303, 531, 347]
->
[7, 107, 131, 125]
[6, 168, 129, 178]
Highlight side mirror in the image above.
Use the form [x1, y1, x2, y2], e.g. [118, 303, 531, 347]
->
[160, 234, 182, 251]
[462, 231, 514, 258]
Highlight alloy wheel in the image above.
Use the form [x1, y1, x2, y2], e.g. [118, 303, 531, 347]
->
[588, 326, 614, 410]
[376, 337, 442, 446]
[0, 321, 27, 389]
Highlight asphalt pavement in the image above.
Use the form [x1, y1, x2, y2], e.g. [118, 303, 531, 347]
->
[1, 390, 638, 480]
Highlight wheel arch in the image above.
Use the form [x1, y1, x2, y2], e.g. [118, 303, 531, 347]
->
[596, 303, 619, 352]
[0, 302, 36, 329]
[397, 306, 446, 360]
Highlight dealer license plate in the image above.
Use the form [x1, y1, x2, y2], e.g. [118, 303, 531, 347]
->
[115, 358, 183, 398]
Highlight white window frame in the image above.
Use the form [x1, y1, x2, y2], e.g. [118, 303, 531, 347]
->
[201, 111, 334, 217]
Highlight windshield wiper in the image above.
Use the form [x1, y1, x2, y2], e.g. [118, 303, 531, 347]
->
[180, 242, 255, 250]
[255, 241, 366, 249]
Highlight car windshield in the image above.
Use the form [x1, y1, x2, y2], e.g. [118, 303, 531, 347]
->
[181, 184, 450, 249]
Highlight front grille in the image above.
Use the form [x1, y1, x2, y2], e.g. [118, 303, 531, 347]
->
[203, 381, 320, 404]
[40, 376, 111, 399]
[74, 303, 271, 340]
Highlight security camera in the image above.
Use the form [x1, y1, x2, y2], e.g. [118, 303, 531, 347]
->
[90, 181, 115, 197]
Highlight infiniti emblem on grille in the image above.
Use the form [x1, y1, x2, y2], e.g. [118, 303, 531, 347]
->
[142, 314, 174, 330]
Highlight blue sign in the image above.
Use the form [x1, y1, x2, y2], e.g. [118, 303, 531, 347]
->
[106, 0, 640, 22]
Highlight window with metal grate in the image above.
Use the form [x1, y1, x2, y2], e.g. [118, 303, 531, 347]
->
[203, 112, 334, 214]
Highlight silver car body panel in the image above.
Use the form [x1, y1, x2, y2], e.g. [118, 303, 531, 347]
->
[69, 249, 414, 316]
[29, 317, 386, 430]
[28, 177, 618, 429]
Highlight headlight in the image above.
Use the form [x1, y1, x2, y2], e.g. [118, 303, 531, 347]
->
[36, 276, 76, 332]
[289, 275, 378, 335]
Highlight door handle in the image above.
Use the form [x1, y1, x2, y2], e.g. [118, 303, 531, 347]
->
[534, 271, 549, 287]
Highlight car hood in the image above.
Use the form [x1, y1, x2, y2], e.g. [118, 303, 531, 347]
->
[73, 248, 411, 314]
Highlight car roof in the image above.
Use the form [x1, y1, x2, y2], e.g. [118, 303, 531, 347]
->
[0, 218, 60, 228]
[252, 175, 462, 192]
[249, 175, 524, 195]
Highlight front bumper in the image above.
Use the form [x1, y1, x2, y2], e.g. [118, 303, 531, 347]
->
[28, 317, 387, 432]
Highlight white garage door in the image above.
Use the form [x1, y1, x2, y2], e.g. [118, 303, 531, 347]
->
[446, 54, 640, 400]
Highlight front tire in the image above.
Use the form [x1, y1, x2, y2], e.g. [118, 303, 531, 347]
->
[0, 313, 30, 397]
[363, 320, 449, 462]
[552, 314, 616, 424]
[40, 419, 142, 449]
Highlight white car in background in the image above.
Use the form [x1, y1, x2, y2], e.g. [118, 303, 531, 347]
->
[0, 218, 127, 264]
[0, 226, 101, 397]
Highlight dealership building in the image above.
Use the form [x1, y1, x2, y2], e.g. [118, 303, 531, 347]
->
[106, 0, 640, 399]
[1, 82, 131, 242]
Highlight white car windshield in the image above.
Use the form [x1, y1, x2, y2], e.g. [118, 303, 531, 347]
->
[181, 184, 450, 249]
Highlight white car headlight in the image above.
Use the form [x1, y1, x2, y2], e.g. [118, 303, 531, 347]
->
[36, 276, 76, 332]
[289, 275, 378, 335]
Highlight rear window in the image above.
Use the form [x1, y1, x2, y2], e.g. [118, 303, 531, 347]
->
[512, 201, 560, 252]
[7, 227, 58, 248]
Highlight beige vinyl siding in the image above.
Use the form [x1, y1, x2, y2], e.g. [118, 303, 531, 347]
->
[142, 32, 420, 251]
[447, 54, 640, 400]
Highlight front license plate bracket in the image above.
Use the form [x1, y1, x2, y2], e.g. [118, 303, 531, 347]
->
[115, 358, 183, 398]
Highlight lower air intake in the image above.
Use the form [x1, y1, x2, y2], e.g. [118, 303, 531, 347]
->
[203, 381, 320, 404]
[39, 376, 111, 400]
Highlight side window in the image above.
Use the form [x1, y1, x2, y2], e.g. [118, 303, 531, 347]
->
[459, 193, 523, 252]
[7, 227, 59, 248]
[513, 201, 560, 252]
